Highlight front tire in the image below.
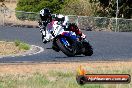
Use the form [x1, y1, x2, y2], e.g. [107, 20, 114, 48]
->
[56, 37, 75, 57]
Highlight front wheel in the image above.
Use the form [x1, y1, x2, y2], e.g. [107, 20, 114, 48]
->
[56, 37, 75, 57]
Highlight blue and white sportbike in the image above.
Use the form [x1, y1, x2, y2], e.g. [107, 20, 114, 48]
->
[39, 21, 93, 57]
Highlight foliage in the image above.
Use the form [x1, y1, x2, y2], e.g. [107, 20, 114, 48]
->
[90, 0, 132, 19]
[14, 40, 21, 46]
[60, 0, 96, 16]
[19, 42, 30, 50]
[16, 0, 98, 20]
[16, 0, 65, 20]
[16, 0, 64, 13]
[16, 0, 132, 20]
[14, 40, 30, 50]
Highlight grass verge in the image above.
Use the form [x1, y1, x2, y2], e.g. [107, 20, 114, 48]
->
[0, 62, 131, 88]
[0, 40, 30, 56]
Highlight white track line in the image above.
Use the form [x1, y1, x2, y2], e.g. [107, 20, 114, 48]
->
[0, 45, 44, 58]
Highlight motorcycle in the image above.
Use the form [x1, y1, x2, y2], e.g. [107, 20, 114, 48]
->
[39, 21, 93, 57]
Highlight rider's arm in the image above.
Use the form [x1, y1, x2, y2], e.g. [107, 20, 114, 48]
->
[68, 23, 86, 39]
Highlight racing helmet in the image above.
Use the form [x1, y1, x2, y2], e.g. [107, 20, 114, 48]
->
[39, 8, 52, 22]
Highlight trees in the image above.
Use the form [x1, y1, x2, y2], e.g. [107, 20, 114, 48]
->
[60, 0, 95, 16]
[16, 0, 64, 13]
[16, 0, 95, 16]
[15, 0, 65, 20]
[16, 0, 131, 19]
[90, 0, 132, 18]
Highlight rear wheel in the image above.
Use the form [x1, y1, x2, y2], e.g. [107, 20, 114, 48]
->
[82, 41, 93, 56]
[56, 37, 75, 57]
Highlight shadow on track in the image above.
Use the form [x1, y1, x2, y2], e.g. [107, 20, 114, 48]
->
[55, 55, 85, 58]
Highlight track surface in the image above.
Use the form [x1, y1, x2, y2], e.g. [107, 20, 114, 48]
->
[0, 26, 132, 63]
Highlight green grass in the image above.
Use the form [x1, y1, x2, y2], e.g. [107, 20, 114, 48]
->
[0, 72, 104, 88]
[0, 68, 131, 88]
[14, 40, 30, 50]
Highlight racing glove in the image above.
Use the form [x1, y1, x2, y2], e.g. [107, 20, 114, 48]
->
[81, 33, 86, 39]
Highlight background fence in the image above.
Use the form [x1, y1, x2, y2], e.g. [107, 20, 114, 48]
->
[0, 7, 132, 32]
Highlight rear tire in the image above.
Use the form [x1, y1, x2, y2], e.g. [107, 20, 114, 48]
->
[56, 37, 75, 57]
[82, 41, 93, 56]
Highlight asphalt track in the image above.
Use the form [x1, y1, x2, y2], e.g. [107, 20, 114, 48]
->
[0, 26, 132, 63]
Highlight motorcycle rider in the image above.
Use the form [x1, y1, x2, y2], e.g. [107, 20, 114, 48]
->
[39, 8, 86, 51]
[39, 8, 53, 44]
